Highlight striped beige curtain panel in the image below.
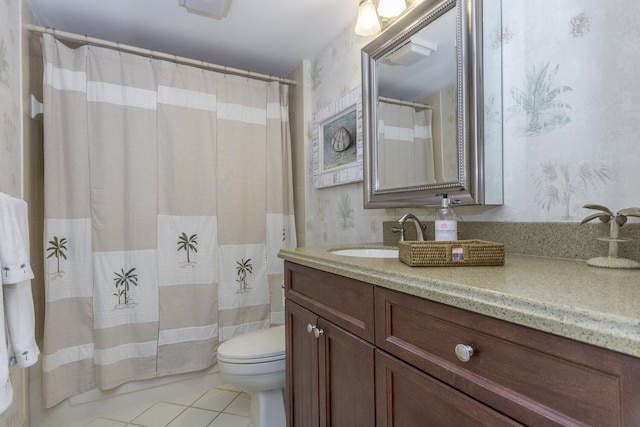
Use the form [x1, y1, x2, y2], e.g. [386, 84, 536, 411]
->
[41, 34, 296, 408]
[377, 84, 459, 190]
[377, 101, 436, 188]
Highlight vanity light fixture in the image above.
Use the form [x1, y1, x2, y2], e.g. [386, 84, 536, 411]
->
[377, 0, 406, 18]
[355, 0, 381, 36]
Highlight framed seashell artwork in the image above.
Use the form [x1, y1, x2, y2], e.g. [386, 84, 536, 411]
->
[312, 86, 363, 188]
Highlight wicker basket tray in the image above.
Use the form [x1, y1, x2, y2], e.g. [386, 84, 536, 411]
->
[398, 240, 505, 267]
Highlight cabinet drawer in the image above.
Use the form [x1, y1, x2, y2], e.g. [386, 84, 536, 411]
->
[375, 287, 640, 426]
[376, 350, 522, 427]
[285, 261, 374, 342]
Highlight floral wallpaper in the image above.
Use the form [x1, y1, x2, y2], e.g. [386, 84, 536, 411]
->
[497, 0, 639, 222]
[303, 25, 395, 246]
[508, 61, 573, 138]
[303, 0, 640, 247]
[0, 0, 21, 196]
[1, 1, 28, 425]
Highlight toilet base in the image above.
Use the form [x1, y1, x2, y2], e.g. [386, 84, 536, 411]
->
[249, 388, 286, 427]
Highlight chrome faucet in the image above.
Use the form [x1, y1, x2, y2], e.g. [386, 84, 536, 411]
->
[394, 213, 427, 241]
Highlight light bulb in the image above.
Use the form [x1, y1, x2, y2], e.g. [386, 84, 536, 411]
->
[377, 0, 406, 18]
[355, 0, 381, 36]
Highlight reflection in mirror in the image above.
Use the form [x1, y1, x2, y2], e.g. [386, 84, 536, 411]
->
[362, 0, 503, 208]
[377, 7, 457, 190]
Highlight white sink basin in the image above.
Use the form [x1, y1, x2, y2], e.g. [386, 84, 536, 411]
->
[330, 248, 399, 259]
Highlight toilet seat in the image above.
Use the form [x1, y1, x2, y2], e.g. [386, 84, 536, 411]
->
[218, 325, 285, 364]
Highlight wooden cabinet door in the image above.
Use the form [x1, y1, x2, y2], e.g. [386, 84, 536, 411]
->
[318, 318, 376, 427]
[376, 350, 523, 427]
[286, 300, 319, 427]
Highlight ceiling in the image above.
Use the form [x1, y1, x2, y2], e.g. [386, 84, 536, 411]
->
[26, 0, 360, 78]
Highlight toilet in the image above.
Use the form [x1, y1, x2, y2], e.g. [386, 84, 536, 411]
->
[217, 325, 286, 427]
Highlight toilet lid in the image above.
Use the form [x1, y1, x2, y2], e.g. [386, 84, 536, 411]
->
[218, 325, 285, 363]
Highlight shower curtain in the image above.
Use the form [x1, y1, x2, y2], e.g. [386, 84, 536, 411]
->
[377, 101, 436, 188]
[41, 34, 296, 408]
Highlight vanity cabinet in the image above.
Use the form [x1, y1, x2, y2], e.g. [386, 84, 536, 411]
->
[284, 261, 640, 426]
[375, 287, 640, 426]
[284, 262, 376, 427]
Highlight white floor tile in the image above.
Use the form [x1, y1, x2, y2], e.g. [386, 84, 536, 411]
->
[224, 392, 251, 416]
[130, 402, 187, 427]
[103, 401, 155, 423]
[66, 418, 91, 427]
[83, 418, 127, 427]
[163, 389, 209, 406]
[216, 383, 242, 393]
[192, 388, 240, 412]
[208, 412, 251, 427]
[94, 385, 252, 427]
[166, 407, 220, 427]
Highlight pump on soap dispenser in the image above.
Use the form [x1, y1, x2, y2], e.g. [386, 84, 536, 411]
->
[434, 194, 458, 241]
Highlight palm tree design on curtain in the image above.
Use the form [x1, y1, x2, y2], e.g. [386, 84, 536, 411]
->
[235, 258, 253, 294]
[177, 232, 198, 267]
[509, 62, 572, 137]
[46, 236, 68, 279]
[113, 267, 138, 308]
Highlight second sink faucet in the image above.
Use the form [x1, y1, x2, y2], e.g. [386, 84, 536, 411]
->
[394, 213, 428, 241]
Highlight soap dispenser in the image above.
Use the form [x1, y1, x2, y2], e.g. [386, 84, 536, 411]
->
[434, 194, 458, 241]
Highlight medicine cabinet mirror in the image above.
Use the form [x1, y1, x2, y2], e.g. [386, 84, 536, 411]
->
[362, 0, 503, 207]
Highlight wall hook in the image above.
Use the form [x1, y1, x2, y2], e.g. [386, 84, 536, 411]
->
[30, 94, 43, 118]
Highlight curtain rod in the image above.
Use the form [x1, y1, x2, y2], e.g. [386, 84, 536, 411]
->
[379, 96, 431, 110]
[26, 24, 297, 86]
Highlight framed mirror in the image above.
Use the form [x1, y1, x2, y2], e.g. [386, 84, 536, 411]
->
[362, 0, 503, 207]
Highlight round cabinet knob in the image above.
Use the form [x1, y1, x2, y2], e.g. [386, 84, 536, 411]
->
[454, 344, 476, 362]
[306, 324, 316, 334]
[313, 328, 324, 338]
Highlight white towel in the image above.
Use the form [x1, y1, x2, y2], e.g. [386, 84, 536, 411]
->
[0, 192, 39, 415]
[0, 193, 35, 284]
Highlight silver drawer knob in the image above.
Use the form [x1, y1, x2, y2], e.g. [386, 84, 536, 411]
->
[313, 328, 324, 338]
[307, 323, 316, 334]
[455, 344, 475, 362]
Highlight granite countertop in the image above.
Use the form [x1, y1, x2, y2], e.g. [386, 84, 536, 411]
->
[278, 244, 640, 359]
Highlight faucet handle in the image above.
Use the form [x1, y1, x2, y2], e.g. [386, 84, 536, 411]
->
[392, 226, 406, 242]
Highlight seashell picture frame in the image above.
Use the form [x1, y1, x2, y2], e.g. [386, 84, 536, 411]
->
[312, 86, 363, 188]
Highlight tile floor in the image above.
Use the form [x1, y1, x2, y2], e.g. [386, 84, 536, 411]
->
[75, 384, 251, 427]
